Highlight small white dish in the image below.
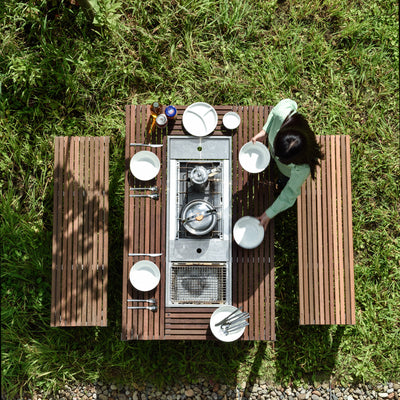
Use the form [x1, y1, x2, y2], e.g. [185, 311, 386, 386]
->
[233, 216, 264, 249]
[182, 102, 218, 137]
[239, 142, 270, 173]
[129, 260, 160, 292]
[210, 305, 246, 342]
[130, 151, 160, 181]
[222, 111, 241, 130]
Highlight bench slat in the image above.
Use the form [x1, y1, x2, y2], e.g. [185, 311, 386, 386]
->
[297, 135, 355, 325]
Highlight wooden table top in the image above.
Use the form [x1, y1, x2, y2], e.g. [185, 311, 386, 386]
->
[122, 105, 275, 341]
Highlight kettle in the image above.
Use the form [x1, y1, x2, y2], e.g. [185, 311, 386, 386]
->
[189, 166, 220, 192]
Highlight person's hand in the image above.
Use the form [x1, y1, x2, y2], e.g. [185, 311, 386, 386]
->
[251, 129, 266, 144]
[256, 213, 271, 231]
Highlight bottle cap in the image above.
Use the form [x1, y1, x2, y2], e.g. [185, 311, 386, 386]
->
[156, 114, 168, 127]
[165, 105, 177, 118]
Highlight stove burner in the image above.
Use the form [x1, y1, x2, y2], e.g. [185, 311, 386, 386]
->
[176, 161, 223, 239]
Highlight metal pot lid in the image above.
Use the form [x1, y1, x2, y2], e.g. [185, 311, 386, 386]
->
[190, 166, 209, 185]
[181, 200, 217, 235]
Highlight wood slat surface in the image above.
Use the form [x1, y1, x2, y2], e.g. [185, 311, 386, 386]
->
[51, 136, 109, 327]
[297, 135, 355, 325]
[122, 105, 275, 340]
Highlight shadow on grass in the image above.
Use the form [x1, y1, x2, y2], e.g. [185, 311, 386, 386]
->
[272, 207, 345, 384]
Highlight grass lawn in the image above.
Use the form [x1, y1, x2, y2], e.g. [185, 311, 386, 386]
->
[1, 0, 399, 396]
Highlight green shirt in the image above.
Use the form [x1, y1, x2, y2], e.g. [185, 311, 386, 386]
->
[262, 99, 310, 219]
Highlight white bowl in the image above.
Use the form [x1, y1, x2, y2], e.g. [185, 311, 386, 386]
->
[129, 260, 160, 292]
[182, 102, 218, 137]
[239, 142, 270, 173]
[222, 111, 241, 130]
[233, 216, 264, 249]
[210, 305, 246, 342]
[130, 151, 160, 181]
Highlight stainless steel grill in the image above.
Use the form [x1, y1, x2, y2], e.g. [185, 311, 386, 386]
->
[176, 161, 223, 239]
[170, 263, 227, 305]
[166, 136, 232, 307]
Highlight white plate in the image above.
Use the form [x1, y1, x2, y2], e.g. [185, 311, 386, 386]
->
[182, 102, 218, 137]
[222, 111, 241, 130]
[210, 305, 246, 342]
[233, 216, 264, 249]
[239, 142, 270, 173]
[130, 151, 160, 181]
[129, 260, 160, 292]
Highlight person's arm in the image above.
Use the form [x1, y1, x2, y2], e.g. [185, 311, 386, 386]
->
[265, 165, 310, 220]
[251, 129, 267, 144]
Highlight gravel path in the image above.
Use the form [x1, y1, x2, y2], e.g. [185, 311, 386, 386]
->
[14, 381, 400, 400]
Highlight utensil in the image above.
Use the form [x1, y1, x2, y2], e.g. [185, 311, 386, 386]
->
[130, 151, 161, 181]
[129, 260, 161, 292]
[220, 312, 250, 327]
[130, 186, 158, 192]
[233, 216, 264, 249]
[129, 253, 163, 257]
[129, 193, 159, 199]
[130, 143, 163, 148]
[214, 306, 242, 327]
[127, 298, 157, 304]
[127, 305, 158, 311]
[223, 321, 249, 335]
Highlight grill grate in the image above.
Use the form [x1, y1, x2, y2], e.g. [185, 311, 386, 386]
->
[170, 263, 227, 305]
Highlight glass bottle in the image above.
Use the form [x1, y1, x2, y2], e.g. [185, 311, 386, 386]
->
[149, 102, 162, 133]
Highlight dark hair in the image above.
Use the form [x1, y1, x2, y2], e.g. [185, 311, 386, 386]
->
[273, 113, 324, 179]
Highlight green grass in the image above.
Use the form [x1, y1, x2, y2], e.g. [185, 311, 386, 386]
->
[1, 0, 399, 397]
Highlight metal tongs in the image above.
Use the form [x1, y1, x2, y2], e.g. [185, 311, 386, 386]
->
[215, 307, 250, 335]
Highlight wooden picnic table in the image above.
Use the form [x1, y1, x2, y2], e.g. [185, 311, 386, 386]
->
[122, 105, 275, 341]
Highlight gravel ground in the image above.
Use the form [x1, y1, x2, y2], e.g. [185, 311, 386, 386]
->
[11, 381, 400, 400]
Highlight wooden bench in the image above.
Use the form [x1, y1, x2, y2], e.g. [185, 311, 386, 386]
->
[297, 135, 355, 325]
[51, 136, 109, 327]
[122, 105, 275, 340]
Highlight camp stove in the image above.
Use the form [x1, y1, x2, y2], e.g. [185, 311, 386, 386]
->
[166, 136, 232, 307]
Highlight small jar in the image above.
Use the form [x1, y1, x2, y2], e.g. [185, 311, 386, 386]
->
[150, 102, 162, 117]
[165, 105, 177, 120]
[156, 113, 168, 128]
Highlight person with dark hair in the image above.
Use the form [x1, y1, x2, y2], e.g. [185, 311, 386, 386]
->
[251, 99, 324, 230]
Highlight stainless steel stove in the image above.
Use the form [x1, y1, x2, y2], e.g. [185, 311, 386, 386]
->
[166, 136, 232, 307]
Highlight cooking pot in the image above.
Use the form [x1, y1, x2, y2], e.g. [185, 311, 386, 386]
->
[189, 166, 220, 192]
[181, 199, 217, 235]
